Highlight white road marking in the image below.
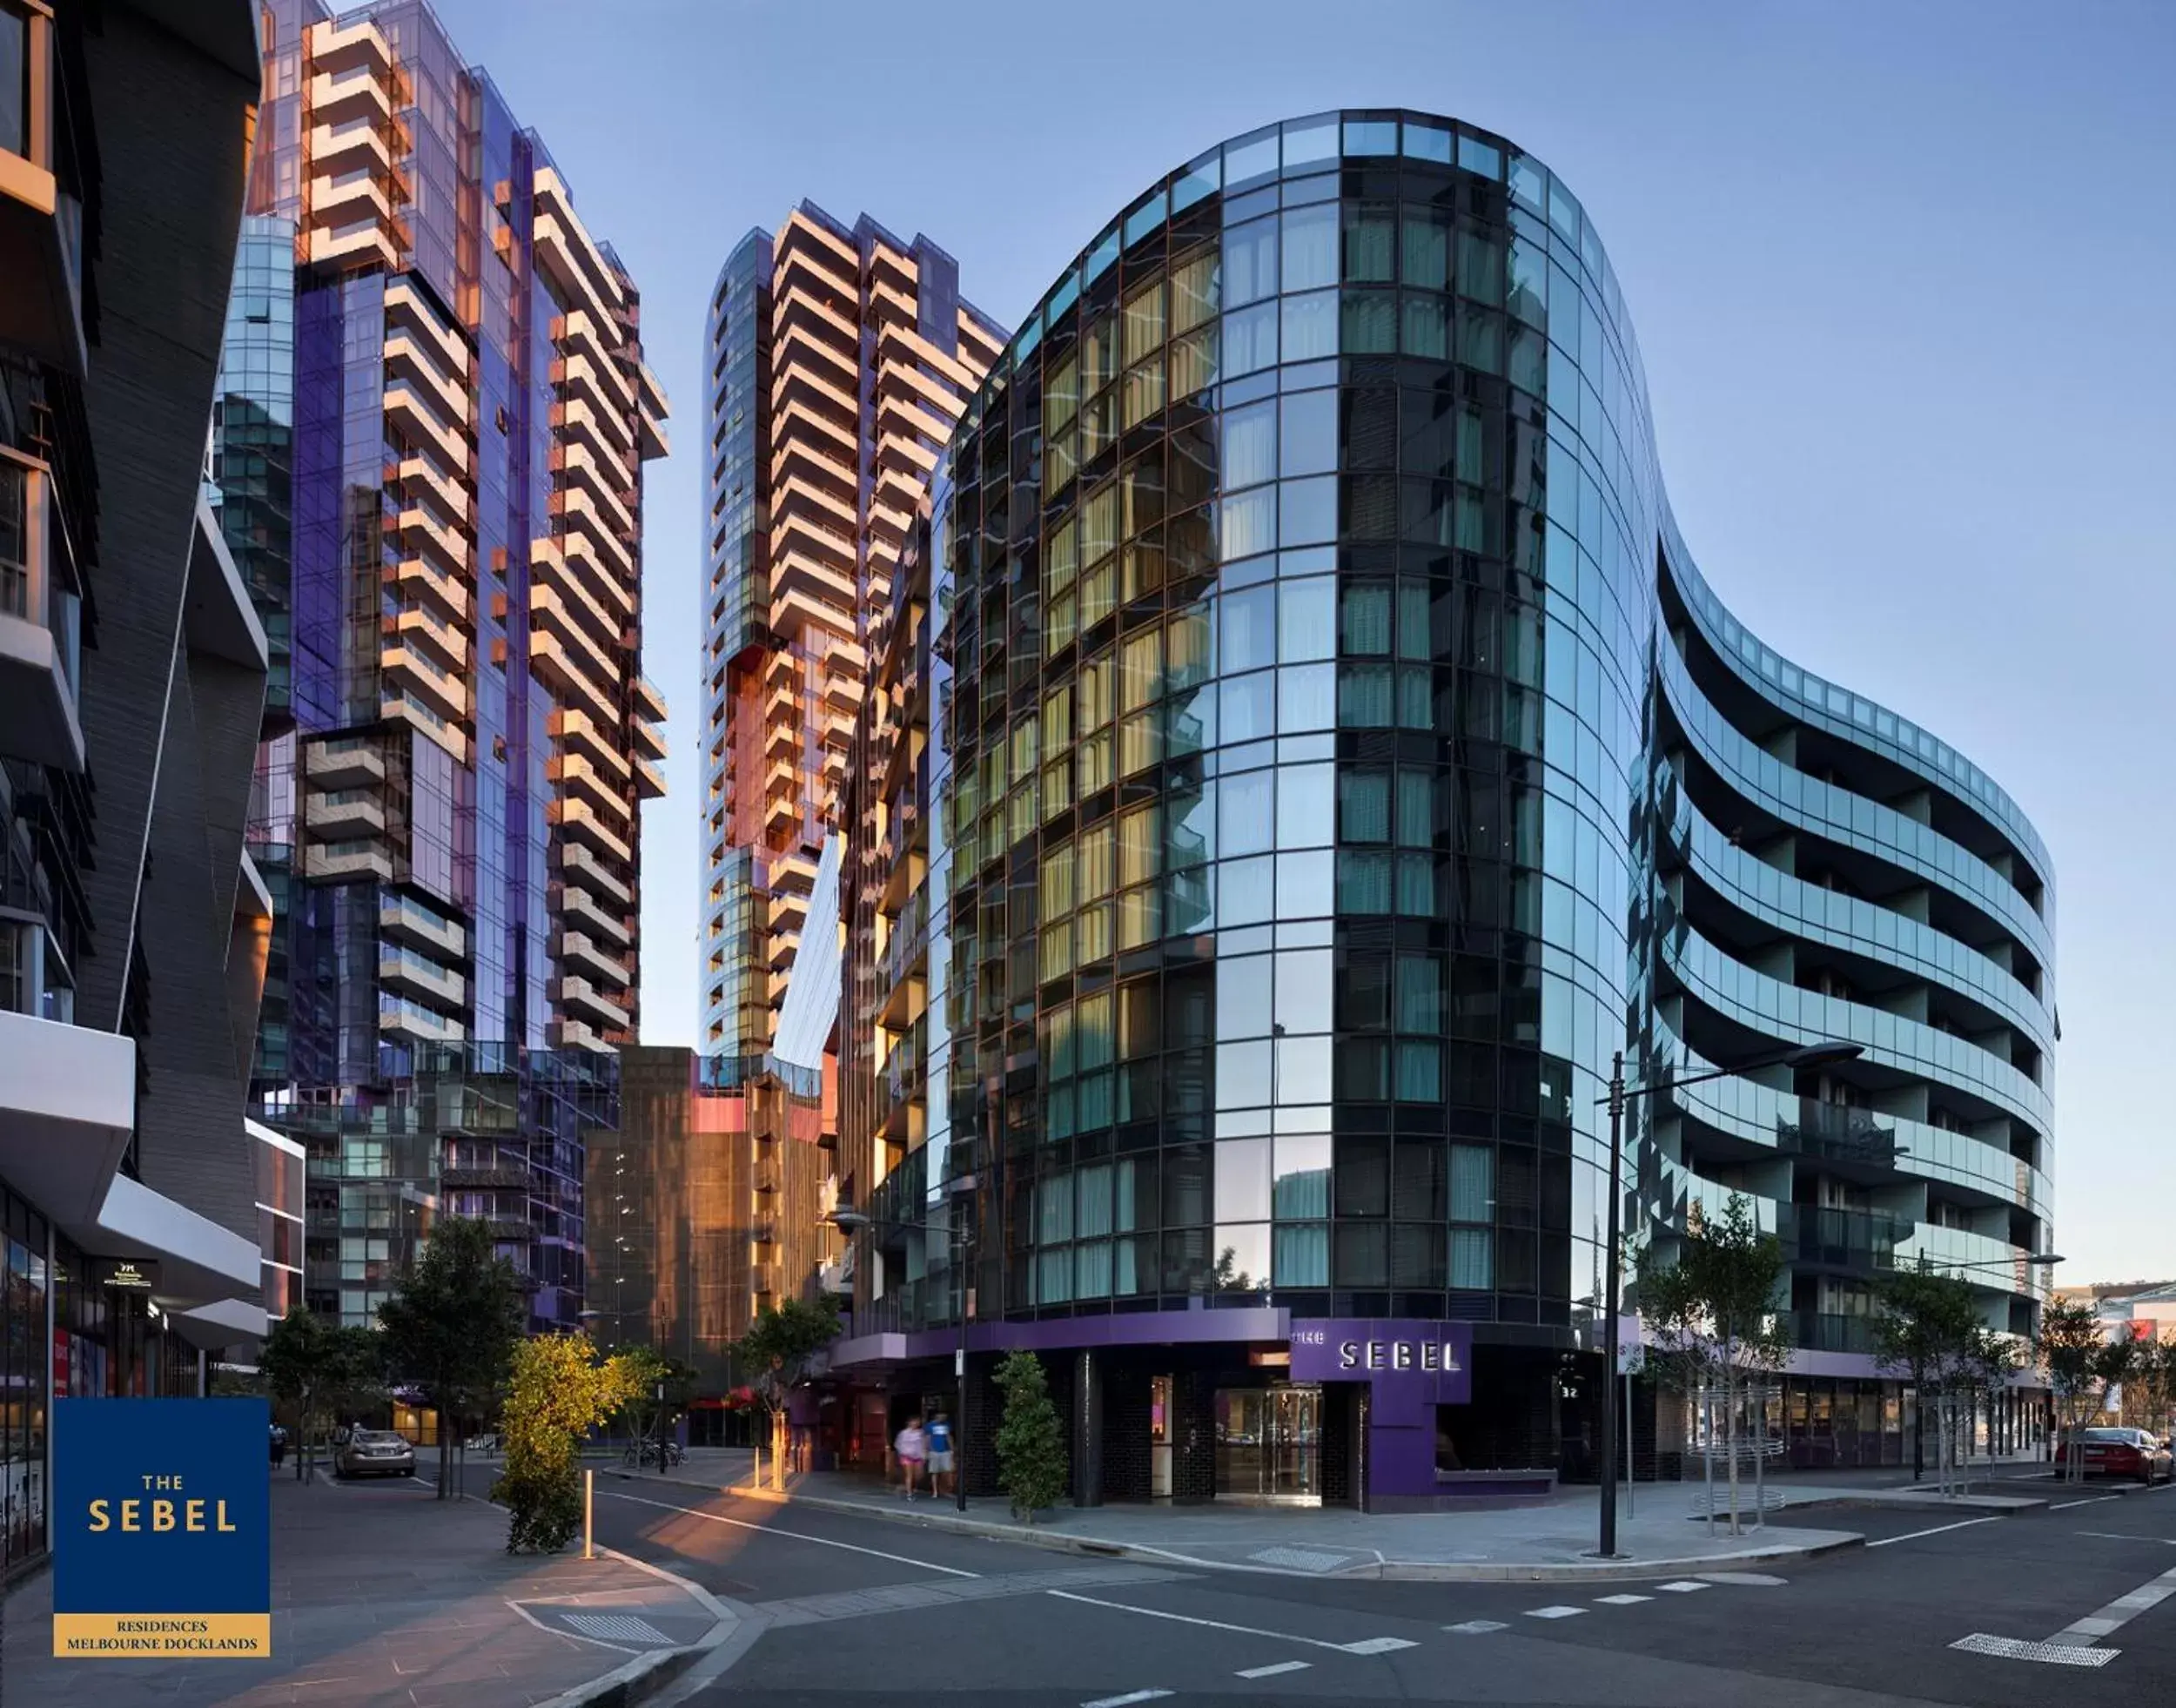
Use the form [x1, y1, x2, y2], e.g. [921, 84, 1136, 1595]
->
[1050, 1589, 1379, 1653]
[1524, 1605, 1585, 1619]
[1697, 1571, 1788, 1586]
[1656, 1579, 1712, 1591]
[2051, 1496, 2121, 1510]
[1444, 1619, 1508, 1634]
[1082, 1693, 1174, 1707]
[1236, 1661, 1312, 1678]
[1595, 1593, 1652, 1605]
[1340, 1637, 1418, 1654]
[2077, 1531, 2176, 1545]
[601, 1489, 980, 1577]
[1952, 1558, 2176, 1667]
[1865, 1517, 2000, 1547]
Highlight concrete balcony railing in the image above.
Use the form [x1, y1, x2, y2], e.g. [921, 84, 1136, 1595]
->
[377, 893, 465, 958]
[560, 841, 632, 909]
[305, 840, 393, 884]
[556, 973, 630, 1032]
[303, 789, 386, 841]
[306, 736, 385, 789]
[379, 945, 466, 1007]
[306, 64, 392, 129]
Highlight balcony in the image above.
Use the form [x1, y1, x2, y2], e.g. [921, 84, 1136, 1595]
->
[552, 1016, 613, 1053]
[548, 751, 633, 828]
[0, 448, 84, 770]
[307, 216, 402, 273]
[382, 642, 467, 724]
[559, 881, 631, 948]
[378, 894, 466, 958]
[390, 603, 467, 670]
[306, 737, 384, 789]
[557, 930, 630, 989]
[304, 789, 386, 840]
[308, 116, 391, 177]
[0, 7, 83, 374]
[395, 454, 468, 525]
[388, 555, 469, 622]
[385, 280, 467, 373]
[547, 707, 632, 785]
[439, 1166, 530, 1192]
[635, 756, 666, 800]
[379, 945, 466, 1007]
[552, 352, 628, 427]
[561, 841, 632, 908]
[385, 333, 469, 425]
[306, 16, 392, 77]
[551, 310, 621, 380]
[550, 797, 634, 864]
[380, 994, 466, 1046]
[557, 974, 630, 1032]
[306, 63, 392, 128]
[393, 501, 467, 575]
[531, 629, 618, 727]
[1786, 1311, 1878, 1355]
[307, 165, 392, 230]
[305, 840, 393, 884]
[384, 381, 467, 467]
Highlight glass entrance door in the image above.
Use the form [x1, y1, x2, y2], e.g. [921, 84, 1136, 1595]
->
[1214, 1383, 1322, 1503]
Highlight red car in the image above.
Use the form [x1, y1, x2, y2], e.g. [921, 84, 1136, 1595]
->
[2068, 1427, 2174, 1483]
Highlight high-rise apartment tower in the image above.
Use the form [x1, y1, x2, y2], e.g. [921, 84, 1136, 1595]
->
[228, 0, 669, 1328]
[700, 208, 1003, 1061]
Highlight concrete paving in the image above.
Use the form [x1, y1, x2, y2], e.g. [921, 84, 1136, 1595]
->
[4, 1465, 732, 1708]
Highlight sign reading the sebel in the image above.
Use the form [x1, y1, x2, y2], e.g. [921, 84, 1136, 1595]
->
[1287, 1318, 1474, 1409]
[52, 1397, 272, 1658]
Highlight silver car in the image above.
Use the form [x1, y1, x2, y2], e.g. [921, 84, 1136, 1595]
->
[335, 1428, 417, 1478]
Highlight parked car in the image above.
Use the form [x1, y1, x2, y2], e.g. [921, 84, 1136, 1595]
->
[2068, 1427, 2173, 1483]
[335, 1428, 417, 1479]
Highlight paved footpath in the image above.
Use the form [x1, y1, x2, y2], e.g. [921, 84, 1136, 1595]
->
[3, 1465, 731, 1708]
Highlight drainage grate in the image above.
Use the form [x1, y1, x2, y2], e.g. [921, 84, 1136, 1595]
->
[1951, 1634, 2119, 1668]
[564, 1613, 674, 1646]
[1246, 1546, 1352, 1573]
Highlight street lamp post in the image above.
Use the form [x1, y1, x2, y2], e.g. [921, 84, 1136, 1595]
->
[1591, 1038, 1863, 1560]
[829, 1194, 975, 1513]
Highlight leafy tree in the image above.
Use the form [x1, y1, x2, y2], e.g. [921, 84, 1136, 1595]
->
[1636, 1195, 1789, 1536]
[492, 1333, 636, 1552]
[378, 1216, 525, 1499]
[2037, 1296, 2110, 1481]
[1873, 1260, 1978, 1484]
[261, 1307, 336, 1483]
[992, 1349, 1067, 1521]
[731, 1298, 840, 1491]
[1950, 1324, 2025, 1495]
[2126, 1335, 2176, 1436]
[613, 1346, 697, 1456]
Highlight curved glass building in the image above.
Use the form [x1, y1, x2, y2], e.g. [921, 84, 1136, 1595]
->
[833, 110, 2055, 1503]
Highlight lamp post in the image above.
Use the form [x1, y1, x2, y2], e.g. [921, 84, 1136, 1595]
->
[1591, 1038, 1863, 1559]
[829, 1193, 975, 1513]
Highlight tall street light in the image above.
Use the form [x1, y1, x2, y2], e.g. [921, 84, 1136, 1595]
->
[829, 1195, 975, 1513]
[1593, 1038, 1863, 1560]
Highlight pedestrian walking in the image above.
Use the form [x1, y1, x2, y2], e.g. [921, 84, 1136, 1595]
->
[927, 1409, 954, 1499]
[895, 1415, 927, 1501]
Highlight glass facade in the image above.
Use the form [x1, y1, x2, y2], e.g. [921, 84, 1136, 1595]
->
[837, 111, 2056, 1490]
[237, 1, 668, 1328]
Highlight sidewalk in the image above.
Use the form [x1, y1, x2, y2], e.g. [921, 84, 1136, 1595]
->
[5, 1468, 734, 1708]
[626, 1459, 1870, 1583]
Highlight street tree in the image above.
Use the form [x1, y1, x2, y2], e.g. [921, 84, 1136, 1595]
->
[2126, 1335, 2176, 1436]
[1636, 1194, 1789, 1536]
[494, 1332, 637, 1552]
[378, 1215, 526, 1499]
[731, 1298, 840, 1491]
[1872, 1260, 1978, 1485]
[1950, 1323, 2025, 1495]
[992, 1349, 1067, 1521]
[2036, 1295, 2110, 1481]
[260, 1307, 335, 1483]
[613, 1345, 697, 1458]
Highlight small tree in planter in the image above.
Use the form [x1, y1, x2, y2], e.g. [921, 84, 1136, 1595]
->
[1874, 1259, 1978, 1486]
[992, 1350, 1067, 1521]
[492, 1333, 635, 1553]
[2037, 1296, 2109, 1482]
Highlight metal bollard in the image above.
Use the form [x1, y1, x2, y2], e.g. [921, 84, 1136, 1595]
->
[583, 1469, 594, 1561]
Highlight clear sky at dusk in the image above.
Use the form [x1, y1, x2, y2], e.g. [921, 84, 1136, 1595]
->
[431, 0, 2174, 1281]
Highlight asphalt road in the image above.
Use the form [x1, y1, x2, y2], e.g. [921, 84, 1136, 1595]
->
[435, 1463, 2176, 1706]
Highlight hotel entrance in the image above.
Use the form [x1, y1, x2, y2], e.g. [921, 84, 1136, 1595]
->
[1214, 1383, 1322, 1503]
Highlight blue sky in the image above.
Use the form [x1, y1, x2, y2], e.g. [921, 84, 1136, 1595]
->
[433, 0, 2175, 1281]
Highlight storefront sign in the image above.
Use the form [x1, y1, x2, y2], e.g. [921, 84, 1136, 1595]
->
[51, 1398, 272, 1658]
[1287, 1319, 1473, 1409]
[96, 1259, 158, 1292]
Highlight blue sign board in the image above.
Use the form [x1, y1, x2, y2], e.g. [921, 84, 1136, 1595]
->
[51, 1397, 272, 1658]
